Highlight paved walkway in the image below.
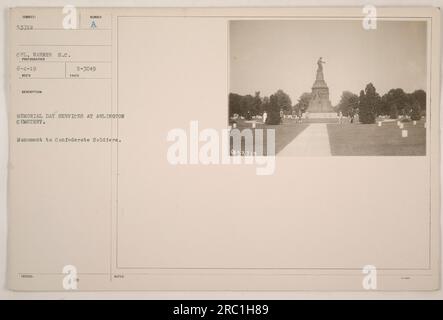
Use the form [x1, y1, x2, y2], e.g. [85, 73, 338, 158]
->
[278, 123, 332, 156]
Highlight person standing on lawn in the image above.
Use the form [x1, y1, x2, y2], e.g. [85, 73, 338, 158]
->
[349, 109, 355, 124]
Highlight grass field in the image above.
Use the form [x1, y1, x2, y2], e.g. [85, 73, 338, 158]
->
[231, 119, 309, 155]
[231, 118, 426, 156]
[327, 120, 426, 156]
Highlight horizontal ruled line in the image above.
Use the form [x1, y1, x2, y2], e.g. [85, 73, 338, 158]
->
[16, 61, 112, 63]
[24, 28, 112, 31]
[17, 44, 111, 47]
[18, 77, 111, 80]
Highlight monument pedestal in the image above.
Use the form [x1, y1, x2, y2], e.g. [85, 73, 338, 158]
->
[307, 57, 334, 114]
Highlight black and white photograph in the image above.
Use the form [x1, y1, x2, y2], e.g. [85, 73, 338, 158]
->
[2, 5, 441, 301]
[229, 20, 427, 156]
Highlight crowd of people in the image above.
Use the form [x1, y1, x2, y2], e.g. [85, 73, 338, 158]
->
[258, 109, 360, 125]
[231, 109, 362, 126]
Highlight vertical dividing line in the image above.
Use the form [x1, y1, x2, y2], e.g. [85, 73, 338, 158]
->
[116, 16, 119, 271]
[110, 14, 114, 282]
[428, 16, 432, 270]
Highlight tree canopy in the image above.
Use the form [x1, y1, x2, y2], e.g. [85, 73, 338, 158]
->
[337, 91, 359, 116]
[229, 85, 425, 123]
[294, 92, 312, 113]
[228, 89, 292, 119]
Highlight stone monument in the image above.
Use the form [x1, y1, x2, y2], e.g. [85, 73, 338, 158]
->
[308, 57, 334, 115]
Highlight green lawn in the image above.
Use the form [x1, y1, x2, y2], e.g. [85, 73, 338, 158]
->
[327, 120, 426, 156]
[231, 119, 309, 155]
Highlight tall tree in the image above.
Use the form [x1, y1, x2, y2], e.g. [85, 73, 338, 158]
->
[365, 83, 381, 116]
[251, 91, 263, 115]
[229, 93, 242, 117]
[295, 92, 312, 113]
[380, 94, 390, 116]
[240, 94, 254, 119]
[337, 91, 359, 116]
[410, 99, 422, 120]
[410, 89, 426, 114]
[389, 103, 399, 119]
[358, 89, 365, 120]
[384, 88, 409, 116]
[262, 96, 270, 113]
[358, 83, 379, 124]
[273, 89, 292, 113]
[266, 94, 282, 125]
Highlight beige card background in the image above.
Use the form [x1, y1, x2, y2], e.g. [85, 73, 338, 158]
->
[5, 6, 441, 292]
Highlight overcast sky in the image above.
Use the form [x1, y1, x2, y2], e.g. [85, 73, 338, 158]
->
[230, 20, 427, 105]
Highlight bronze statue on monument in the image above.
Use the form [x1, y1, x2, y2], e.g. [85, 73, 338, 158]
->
[317, 57, 325, 71]
[307, 57, 334, 114]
